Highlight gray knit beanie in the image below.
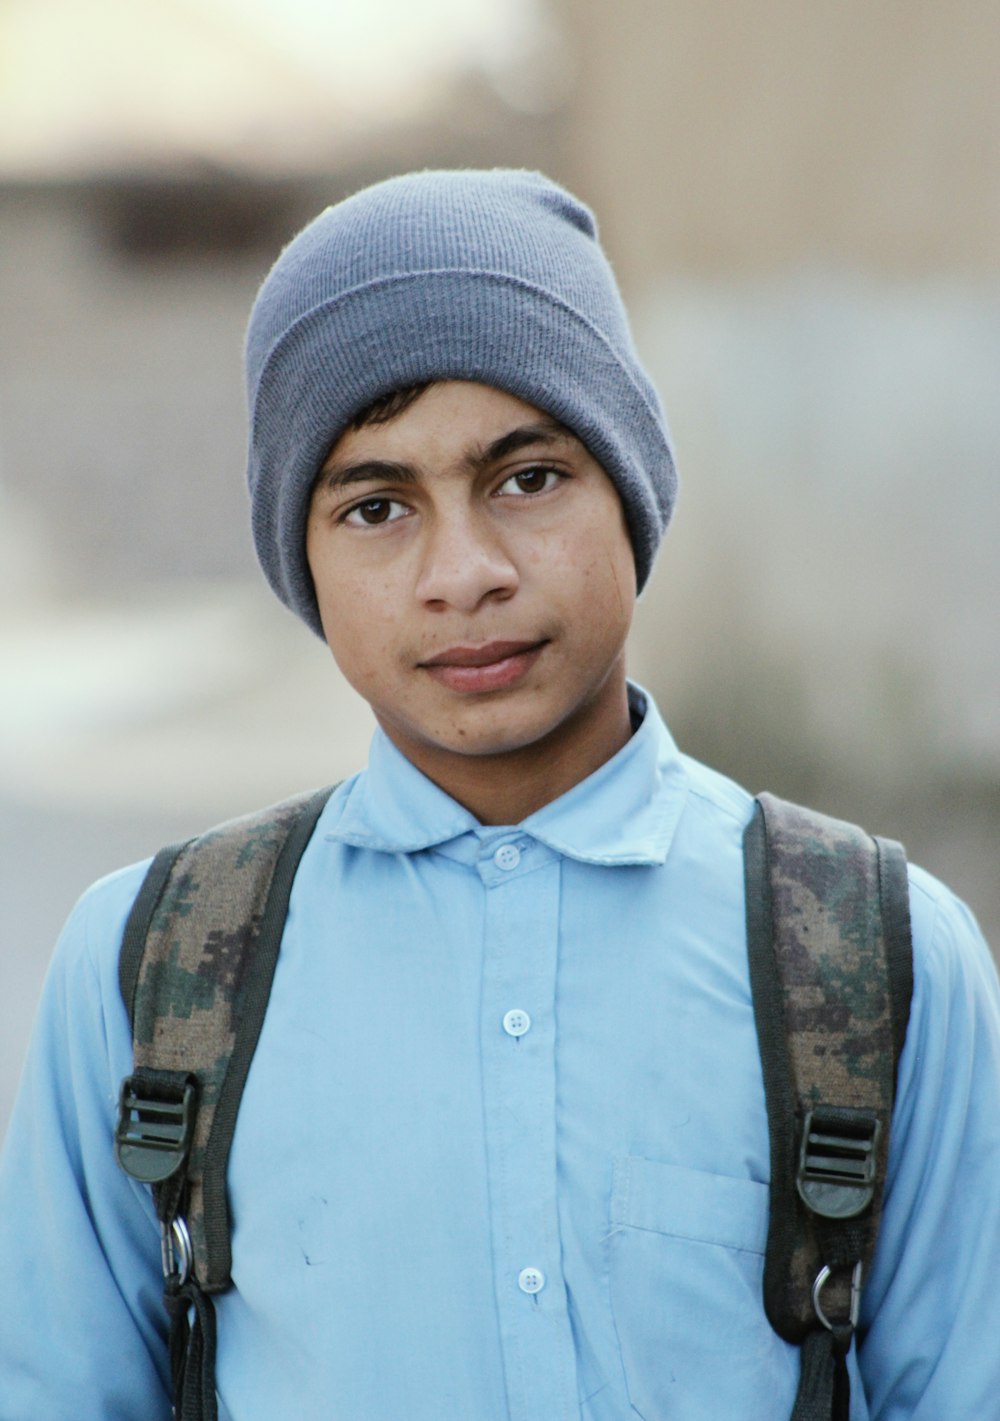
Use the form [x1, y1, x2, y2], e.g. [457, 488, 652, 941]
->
[245, 168, 677, 636]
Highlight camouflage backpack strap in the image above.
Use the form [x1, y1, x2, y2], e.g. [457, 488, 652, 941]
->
[744, 792, 913, 1421]
[113, 784, 335, 1421]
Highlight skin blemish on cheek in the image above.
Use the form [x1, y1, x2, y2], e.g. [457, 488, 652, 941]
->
[607, 551, 629, 615]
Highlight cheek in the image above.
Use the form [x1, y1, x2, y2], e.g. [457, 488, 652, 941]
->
[578, 525, 637, 646]
[604, 533, 638, 609]
[315, 573, 400, 690]
[328, 612, 391, 681]
[564, 514, 635, 598]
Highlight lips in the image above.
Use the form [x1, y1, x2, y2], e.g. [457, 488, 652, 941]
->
[422, 640, 544, 668]
[419, 639, 548, 693]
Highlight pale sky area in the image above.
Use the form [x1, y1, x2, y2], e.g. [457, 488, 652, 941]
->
[206, 0, 539, 94]
[0, 0, 549, 173]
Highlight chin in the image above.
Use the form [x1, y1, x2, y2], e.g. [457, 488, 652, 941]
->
[434, 728, 546, 759]
[398, 704, 555, 760]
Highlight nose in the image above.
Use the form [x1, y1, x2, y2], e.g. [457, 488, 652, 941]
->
[414, 506, 519, 612]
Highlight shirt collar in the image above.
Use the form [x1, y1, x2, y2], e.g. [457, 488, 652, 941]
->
[324, 682, 688, 867]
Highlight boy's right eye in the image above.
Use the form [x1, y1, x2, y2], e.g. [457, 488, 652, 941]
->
[342, 498, 407, 527]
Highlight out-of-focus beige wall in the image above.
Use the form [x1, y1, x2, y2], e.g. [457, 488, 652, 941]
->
[543, 0, 1000, 945]
[554, 0, 1000, 281]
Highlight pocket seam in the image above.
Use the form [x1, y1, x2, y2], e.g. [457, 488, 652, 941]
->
[612, 1155, 769, 1256]
[619, 1218, 766, 1255]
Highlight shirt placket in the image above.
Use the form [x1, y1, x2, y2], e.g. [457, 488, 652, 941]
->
[477, 834, 579, 1421]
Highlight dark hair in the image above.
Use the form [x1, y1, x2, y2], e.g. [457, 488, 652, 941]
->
[350, 382, 432, 430]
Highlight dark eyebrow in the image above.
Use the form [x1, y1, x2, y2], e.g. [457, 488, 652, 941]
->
[467, 419, 576, 471]
[315, 418, 576, 496]
[314, 460, 418, 496]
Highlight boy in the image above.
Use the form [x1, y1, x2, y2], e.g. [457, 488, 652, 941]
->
[1, 169, 999, 1420]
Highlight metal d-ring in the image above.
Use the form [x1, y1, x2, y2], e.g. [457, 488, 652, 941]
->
[160, 1215, 194, 1285]
[812, 1260, 863, 1332]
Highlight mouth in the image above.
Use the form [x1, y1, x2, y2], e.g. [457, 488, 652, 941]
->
[419, 639, 548, 693]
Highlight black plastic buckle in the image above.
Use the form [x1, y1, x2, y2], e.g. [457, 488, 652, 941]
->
[796, 1107, 880, 1220]
[114, 1076, 197, 1185]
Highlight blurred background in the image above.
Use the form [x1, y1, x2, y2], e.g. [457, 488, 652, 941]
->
[1, 0, 998, 1133]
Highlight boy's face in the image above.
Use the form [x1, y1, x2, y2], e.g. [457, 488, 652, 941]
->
[306, 381, 636, 797]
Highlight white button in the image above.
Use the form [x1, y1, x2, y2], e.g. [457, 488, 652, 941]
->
[502, 1009, 531, 1037]
[518, 1267, 545, 1294]
[494, 843, 521, 871]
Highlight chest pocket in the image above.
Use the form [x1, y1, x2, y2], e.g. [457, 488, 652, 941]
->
[608, 1156, 798, 1420]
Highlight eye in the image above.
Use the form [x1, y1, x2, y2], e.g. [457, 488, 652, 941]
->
[497, 466, 563, 497]
[342, 497, 409, 527]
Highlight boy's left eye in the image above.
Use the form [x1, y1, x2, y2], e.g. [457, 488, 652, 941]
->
[497, 467, 562, 497]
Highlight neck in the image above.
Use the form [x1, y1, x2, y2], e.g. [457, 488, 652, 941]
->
[382, 682, 634, 825]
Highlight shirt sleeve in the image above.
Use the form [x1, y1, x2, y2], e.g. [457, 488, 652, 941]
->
[857, 867, 1000, 1420]
[0, 866, 172, 1420]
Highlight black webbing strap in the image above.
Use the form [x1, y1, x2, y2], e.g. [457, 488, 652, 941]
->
[166, 1275, 218, 1421]
[792, 1329, 851, 1421]
[115, 1062, 218, 1421]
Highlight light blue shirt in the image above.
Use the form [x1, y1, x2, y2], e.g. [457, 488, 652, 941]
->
[2, 690, 1000, 1420]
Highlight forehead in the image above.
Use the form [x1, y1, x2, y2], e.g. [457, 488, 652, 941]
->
[321, 380, 577, 472]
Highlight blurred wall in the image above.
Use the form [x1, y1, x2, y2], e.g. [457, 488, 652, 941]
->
[548, 0, 1000, 939]
[554, 0, 1000, 281]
